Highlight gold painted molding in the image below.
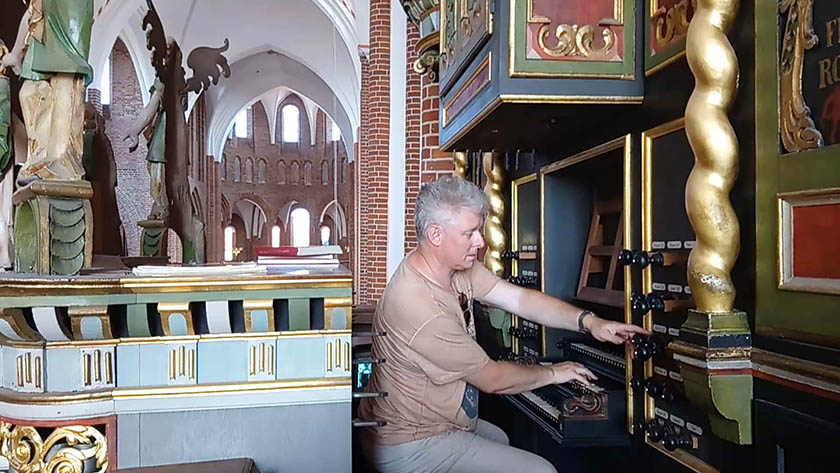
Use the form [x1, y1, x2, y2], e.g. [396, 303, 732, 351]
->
[779, 0, 823, 153]
[483, 152, 506, 276]
[0, 422, 107, 473]
[684, 0, 741, 313]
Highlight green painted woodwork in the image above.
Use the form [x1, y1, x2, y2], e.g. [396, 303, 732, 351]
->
[510, 0, 635, 77]
[681, 310, 750, 342]
[127, 303, 152, 337]
[141, 226, 166, 257]
[755, 2, 840, 346]
[49, 199, 86, 275]
[288, 298, 311, 330]
[14, 200, 39, 273]
[0, 77, 11, 174]
[681, 368, 753, 445]
[22, 0, 93, 85]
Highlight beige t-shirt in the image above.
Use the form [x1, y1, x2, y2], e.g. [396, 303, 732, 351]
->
[358, 252, 501, 446]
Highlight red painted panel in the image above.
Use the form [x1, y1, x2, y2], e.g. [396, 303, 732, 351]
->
[793, 203, 840, 279]
[526, 0, 624, 62]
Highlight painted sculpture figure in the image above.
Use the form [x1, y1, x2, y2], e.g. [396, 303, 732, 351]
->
[0, 0, 93, 185]
[125, 77, 169, 221]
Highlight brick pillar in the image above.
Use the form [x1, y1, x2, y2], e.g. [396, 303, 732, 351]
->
[420, 76, 453, 183]
[359, 0, 391, 304]
[206, 158, 221, 263]
[404, 23, 421, 253]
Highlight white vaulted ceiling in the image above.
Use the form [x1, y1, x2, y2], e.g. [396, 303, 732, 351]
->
[89, 0, 364, 161]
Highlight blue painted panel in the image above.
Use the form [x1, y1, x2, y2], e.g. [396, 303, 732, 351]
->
[116, 344, 140, 387]
[275, 337, 324, 379]
[197, 341, 247, 384]
[168, 314, 188, 336]
[80, 317, 103, 340]
[45, 347, 80, 392]
[250, 310, 269, 332]
[137, 343, 172, 387]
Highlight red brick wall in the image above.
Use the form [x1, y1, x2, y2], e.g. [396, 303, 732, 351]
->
[104, 39, 153, 257]
[219, 98, 354, 264]
[404, 23, 421, 253]
[420, 76, 454, 184]
[358, 0, 391, 304]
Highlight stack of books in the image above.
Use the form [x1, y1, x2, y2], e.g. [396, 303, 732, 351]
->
[255, 245, 342, 267]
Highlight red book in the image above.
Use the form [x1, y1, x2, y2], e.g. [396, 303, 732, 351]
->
[255, 245, 342, 257]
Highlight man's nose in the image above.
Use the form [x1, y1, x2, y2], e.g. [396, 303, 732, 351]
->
[473, 232, 485, 248]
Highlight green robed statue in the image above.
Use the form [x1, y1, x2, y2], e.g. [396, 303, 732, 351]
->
[0, 0, 93, 185]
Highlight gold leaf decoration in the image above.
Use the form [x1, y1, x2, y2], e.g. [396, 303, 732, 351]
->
[652, 0, 694, 50]
[779, 0, 824, 152]
[537, 23, 617, 60]
[0, 422, 108, 473]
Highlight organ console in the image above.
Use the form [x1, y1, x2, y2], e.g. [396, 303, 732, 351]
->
[437, 1, 840, 471]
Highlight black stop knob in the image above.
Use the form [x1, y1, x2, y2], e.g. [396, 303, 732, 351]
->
[618, 249, 633, 266]
[632, 297, 650, 317]
[631, 250, 650, 268]
[634, 344, 651, 361]
[678, 432, 694, 449]
[632, 334, 646, 346]
[650, 338, 666, 357]
[630, 378, 645, 390]
[633, 419, 648, 435]
[649, 252, 665, 266]
[646, 380, 662, 397]
[647, 293, 665, 311]
[664, 432, 680, 451]
[647, 421, 664, 442]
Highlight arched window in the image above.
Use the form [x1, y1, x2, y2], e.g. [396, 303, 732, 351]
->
[329, 120, 340, 142]
[244, 157, 254, 183]
[271, 225, 281, 247]
[282, 105, 300, 143]
[321, 161, 329, 185]
[290, 161, 300, 185]
[220, 155, 226, 181]
[100, 54, 112, 105]
[234, 108, 248, 138]
[233, 156, 241, 182]
[278, 160, 287, 185]
[257, 159, 266, 184]
[320, 225, 331, 246]
[224, 226, 235, 261]
[303, 161, 312, 186]
[290, 208, 310, 247]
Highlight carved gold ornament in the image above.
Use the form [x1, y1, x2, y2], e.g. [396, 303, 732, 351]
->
[779, 0, 824, 152]
[684, 0, 741, 313]
[454, 151, 468, 179]
[0, 422, 108, 473]
[537, 24, 617, 60]
[482, 152, 506, 276]
[652, 0, 694, 50]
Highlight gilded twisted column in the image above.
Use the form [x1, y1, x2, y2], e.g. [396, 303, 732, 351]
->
[684, 0, 740, 313]
[482, 152, 505, 276]
[454, 151, 468, 179]
[676, 0, 752, 445]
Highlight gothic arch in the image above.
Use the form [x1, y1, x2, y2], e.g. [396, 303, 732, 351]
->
[319, 200, 348, 241]
[303, 161, 313, 186]
[244, 157, 254, 183]
[233, 156, 242, 182]
[321, 160, 330, 185]
[290, 161, 301, 185]
[257, 158, 267, 184]
[277, 160, 287, 185]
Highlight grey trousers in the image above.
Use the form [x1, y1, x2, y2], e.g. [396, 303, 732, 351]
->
[361, 420, 557, 473]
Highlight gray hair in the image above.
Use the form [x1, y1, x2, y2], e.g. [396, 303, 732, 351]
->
[415, 176, 489, 240]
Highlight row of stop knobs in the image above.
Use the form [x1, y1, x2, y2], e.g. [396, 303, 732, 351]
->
[630, 377, 683, 402]
[634, 419, 695, 451]
[508, 326, 539, 339]
[507, 275, 538, 286]
[631, 291, 665, 317]
[619, 249, 664, 268]
[632, 333, 665, 361]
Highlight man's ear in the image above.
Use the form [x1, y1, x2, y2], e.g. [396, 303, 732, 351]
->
[426, 224, 443, 247]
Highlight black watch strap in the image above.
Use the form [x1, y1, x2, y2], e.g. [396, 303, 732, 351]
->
[578, 310, 594, 334]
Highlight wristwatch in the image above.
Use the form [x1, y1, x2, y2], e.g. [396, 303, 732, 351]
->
[577, 310, 594, 334]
